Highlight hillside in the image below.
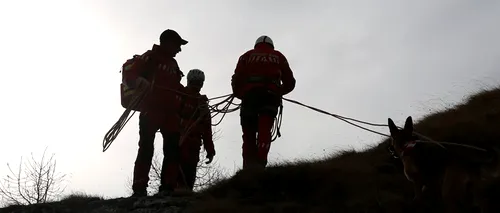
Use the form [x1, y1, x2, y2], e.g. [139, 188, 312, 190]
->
[2, 86, 500, 213]
[186, 86, 500, 213]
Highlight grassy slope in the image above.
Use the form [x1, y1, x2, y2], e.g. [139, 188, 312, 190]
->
[2, 87, 499, 213]
[185, 86, 500, 213]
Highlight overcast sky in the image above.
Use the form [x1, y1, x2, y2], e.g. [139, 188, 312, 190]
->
[1, 0, 499, 199]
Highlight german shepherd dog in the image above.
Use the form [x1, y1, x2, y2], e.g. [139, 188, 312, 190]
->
[388, 116, 500, 213]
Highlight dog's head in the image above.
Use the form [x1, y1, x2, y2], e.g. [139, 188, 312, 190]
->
[388, 116, 418, 158]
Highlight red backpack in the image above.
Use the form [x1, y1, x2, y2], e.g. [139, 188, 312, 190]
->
[119, 54, 156, 111]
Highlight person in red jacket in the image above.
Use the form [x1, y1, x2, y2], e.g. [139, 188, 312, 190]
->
[176, 69, 216, 191]
[231, 35, 296, 169]
[122, 29, 187, 196]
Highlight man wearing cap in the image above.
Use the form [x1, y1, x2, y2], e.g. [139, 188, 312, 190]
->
[122, 29, 189, 196]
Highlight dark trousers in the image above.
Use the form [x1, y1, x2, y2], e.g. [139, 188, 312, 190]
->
[132, 112, 181, 194]
[177, 162, 198, 190]
[240, 88, 281, 169]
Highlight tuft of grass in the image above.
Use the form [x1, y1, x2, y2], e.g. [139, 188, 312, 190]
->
[58, 191, 104, 206]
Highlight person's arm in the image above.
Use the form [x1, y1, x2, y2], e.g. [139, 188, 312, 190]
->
[172, 59, 185, 84]
[199, 95, 215, 163]
[231, 52, 249, 98]
[277, 51, 296, 95]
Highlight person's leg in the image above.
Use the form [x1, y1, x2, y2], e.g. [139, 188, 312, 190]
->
[159, 131, 181, 193]
[183, 161, 198, 191]
[176, 140, 197, 191]
[256, 114, 275, 168]
[185, 146, 201, 191]
[175, 162, 189, 190]
[240, 95, 259, 170]
[256, 91, 280, 168]
[175, 120, 191, 190]
[132, 112, 160, 196]
[158, 113, 182, 194]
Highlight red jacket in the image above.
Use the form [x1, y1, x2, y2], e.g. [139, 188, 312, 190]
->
[231, 43, 296, 98]
[123, 44, 185, 112]
[179, 87, 215, 163]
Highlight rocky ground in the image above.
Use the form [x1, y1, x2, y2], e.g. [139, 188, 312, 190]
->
[0, 194, 199, 213]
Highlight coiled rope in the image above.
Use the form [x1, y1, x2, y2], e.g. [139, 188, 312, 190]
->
[102, 87, 149, 152]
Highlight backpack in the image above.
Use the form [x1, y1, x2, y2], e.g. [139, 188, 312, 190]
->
[119, 54, 156, 111]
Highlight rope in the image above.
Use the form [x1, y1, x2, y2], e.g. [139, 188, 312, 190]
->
[102, 88, 234, 192]
[205, 94, 284, 142]
[104, 82, 488, 157]
[209, 95, 240, 126]
[281, 97, 491, 153]
[411, 132, 446, 149]
[208, 94, 232, 101]
[102, 86, 150, 152]
[270, 104, 283, 142]
[415, 140, 487, 152]
[177, 92, 284, 144]
[282, 97, 391, 137]
[101, 81, 234, 152]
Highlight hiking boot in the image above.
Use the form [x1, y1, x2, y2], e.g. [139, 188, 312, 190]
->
[155, 184, 174, 197]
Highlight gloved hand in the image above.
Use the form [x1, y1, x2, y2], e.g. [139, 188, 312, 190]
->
[205, 150, 215, 164]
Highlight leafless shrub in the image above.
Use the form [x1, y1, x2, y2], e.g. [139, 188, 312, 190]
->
[0, 147, 67, 206]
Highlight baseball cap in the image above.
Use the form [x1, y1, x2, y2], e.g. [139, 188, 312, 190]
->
[160, 29, 188, 45]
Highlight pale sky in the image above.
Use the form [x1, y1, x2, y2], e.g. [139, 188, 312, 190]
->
[1, 0, 500, 199]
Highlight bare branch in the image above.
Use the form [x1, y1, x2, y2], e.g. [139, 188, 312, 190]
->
[0, 147, 67, 206]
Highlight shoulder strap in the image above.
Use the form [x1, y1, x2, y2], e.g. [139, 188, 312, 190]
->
[140, 54, 157, 79]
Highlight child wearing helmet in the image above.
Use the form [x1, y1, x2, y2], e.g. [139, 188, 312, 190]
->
[177, 69, 215, 191]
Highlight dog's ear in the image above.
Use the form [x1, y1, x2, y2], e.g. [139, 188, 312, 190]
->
[404, 116, 414, 133]
[388, 118, 398, 136]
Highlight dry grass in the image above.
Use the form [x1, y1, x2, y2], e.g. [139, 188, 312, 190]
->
[185, 86, 500, 213]
[0, 191, 104, 213]
[2, 87, 499, 213]
[58, 191, 104, 205]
